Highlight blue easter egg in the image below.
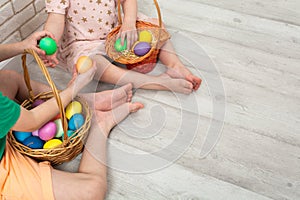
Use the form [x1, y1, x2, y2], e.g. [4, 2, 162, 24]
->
[68, 114, 85, 130]
[13, 131, 32, 142]
[22, 136, 45, 149]
[67, 130, 75, 137]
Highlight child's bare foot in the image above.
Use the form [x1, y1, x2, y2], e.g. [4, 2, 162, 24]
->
[166, 65, 202, 90]
[158, 73, 194, 94]
[81, 83, 133, 111]
[95, 102, 144, 135]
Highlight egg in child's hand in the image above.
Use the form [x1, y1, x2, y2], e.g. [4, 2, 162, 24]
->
[23, 136, 45, 149]
[133, 42, 151, 56]
[139, 30, 152, 43]
[39, 37, 57, 55]
[13, 131, 32, 142]
[38, 121, 57, 141]
[65, 101, 82, 119]
[114, 38, 127, 52]
[43, 139, 62, 149]
[68, 113, 85, 130]
[76, 56, 93, 74]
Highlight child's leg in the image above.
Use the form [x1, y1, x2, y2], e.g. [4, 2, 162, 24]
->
[79, 83, 133, 111]
[91, 54, 194, 94]
[137, 17, 202, 90]
[51, 101, 143, 200]
[0, 70, 50, 102]
[159, 41, 202, 90]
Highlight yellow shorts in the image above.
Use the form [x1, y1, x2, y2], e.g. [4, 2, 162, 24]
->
[0, 142, 55, 200]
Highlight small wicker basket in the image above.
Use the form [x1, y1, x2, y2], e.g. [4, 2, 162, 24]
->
[105, 0, 170, 74]
[7, 49, 92, 165]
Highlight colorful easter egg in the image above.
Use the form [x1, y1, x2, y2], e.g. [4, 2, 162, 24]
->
[51, 113, 61, 121]
[133, 42, 151, 56]
[114, 38, 127, 52]
[54, 119, 64, 138]
[65, 101, 82, 119]
[32, 130, 39, 137]
[67, 130, 75, 137]
[62, 130, 76, 141]
[38, 121, 57, 141]
[139, 30, 152, 43]
[76, 56, 93, 74]
[22, 136, 44, 149]
[31, 99, 45, 108]
[43, 139, 62, 149]
[68, 113, 85, 130]
[13, 131, 32, 142]
[39, 37, 57, 55]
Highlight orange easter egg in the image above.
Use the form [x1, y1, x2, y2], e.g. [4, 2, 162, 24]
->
[76, 56, 93, 74]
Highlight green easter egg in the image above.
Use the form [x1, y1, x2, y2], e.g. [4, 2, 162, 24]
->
[39, 37, 57, 55]
[114, 38, 127, 52]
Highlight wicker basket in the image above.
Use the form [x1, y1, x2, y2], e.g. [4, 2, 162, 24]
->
[105, 0, 170, 74]
[7, 49, 92, 165]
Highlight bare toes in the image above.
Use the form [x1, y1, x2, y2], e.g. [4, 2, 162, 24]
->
[129, 102, 144, 113]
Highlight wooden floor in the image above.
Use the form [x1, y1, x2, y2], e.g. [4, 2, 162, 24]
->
[3, 0, 300, 199]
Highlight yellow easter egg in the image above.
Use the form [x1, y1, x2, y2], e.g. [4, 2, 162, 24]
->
[139, 30, 152, 43]
[76, 56, 93, 74]
[65, 101, 82, 119]
[43, 139, 62, 149]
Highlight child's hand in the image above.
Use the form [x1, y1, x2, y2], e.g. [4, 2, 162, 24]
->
[21, 30, 55, 55]
[40, 52, 59, 68]
[118, 23, 138, 50]
[68, 61, 96, 94]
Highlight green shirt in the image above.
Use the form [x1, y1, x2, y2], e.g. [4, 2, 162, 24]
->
[0, 92, 21, 160]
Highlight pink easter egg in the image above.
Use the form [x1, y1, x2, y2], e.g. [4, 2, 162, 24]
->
[32, 130, 39, 136]
[38, 121, 57, 141]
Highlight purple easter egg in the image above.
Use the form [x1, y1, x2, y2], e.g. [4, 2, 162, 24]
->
[133, 42, 151, 56]
[32, 99, 45, 108]
[38, 121, 57, 141]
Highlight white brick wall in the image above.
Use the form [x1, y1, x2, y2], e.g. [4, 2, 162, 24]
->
[0, 0, 46, 44]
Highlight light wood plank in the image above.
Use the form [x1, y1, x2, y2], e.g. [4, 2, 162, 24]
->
[184, 0, 300, 26]
[105, 141, 273, 200]
[139, 0, 300, 60]
[110, 100, 300, 199]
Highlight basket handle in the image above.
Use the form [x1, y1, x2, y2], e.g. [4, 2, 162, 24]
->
[22, 49, 69, 142]
[117, 0, 162, 28]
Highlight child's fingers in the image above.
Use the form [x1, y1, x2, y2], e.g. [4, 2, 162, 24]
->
[68, 65, 78, 86]
[120, 31, 126, 46]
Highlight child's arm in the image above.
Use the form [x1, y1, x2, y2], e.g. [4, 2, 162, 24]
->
[12, 65, 96, 132]
[0, 31, 54, 62]
[121, 0, 137, 27]
[42, 13, 66, 67]
[119, 0, 138, 49]
[44, 13, 65, 43]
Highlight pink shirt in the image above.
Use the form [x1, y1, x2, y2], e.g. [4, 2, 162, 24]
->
[46, 0, 118, 49]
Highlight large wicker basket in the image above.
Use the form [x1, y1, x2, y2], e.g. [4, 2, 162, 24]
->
[7, 49, 92, 165]
[105, 0, 170, 74]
